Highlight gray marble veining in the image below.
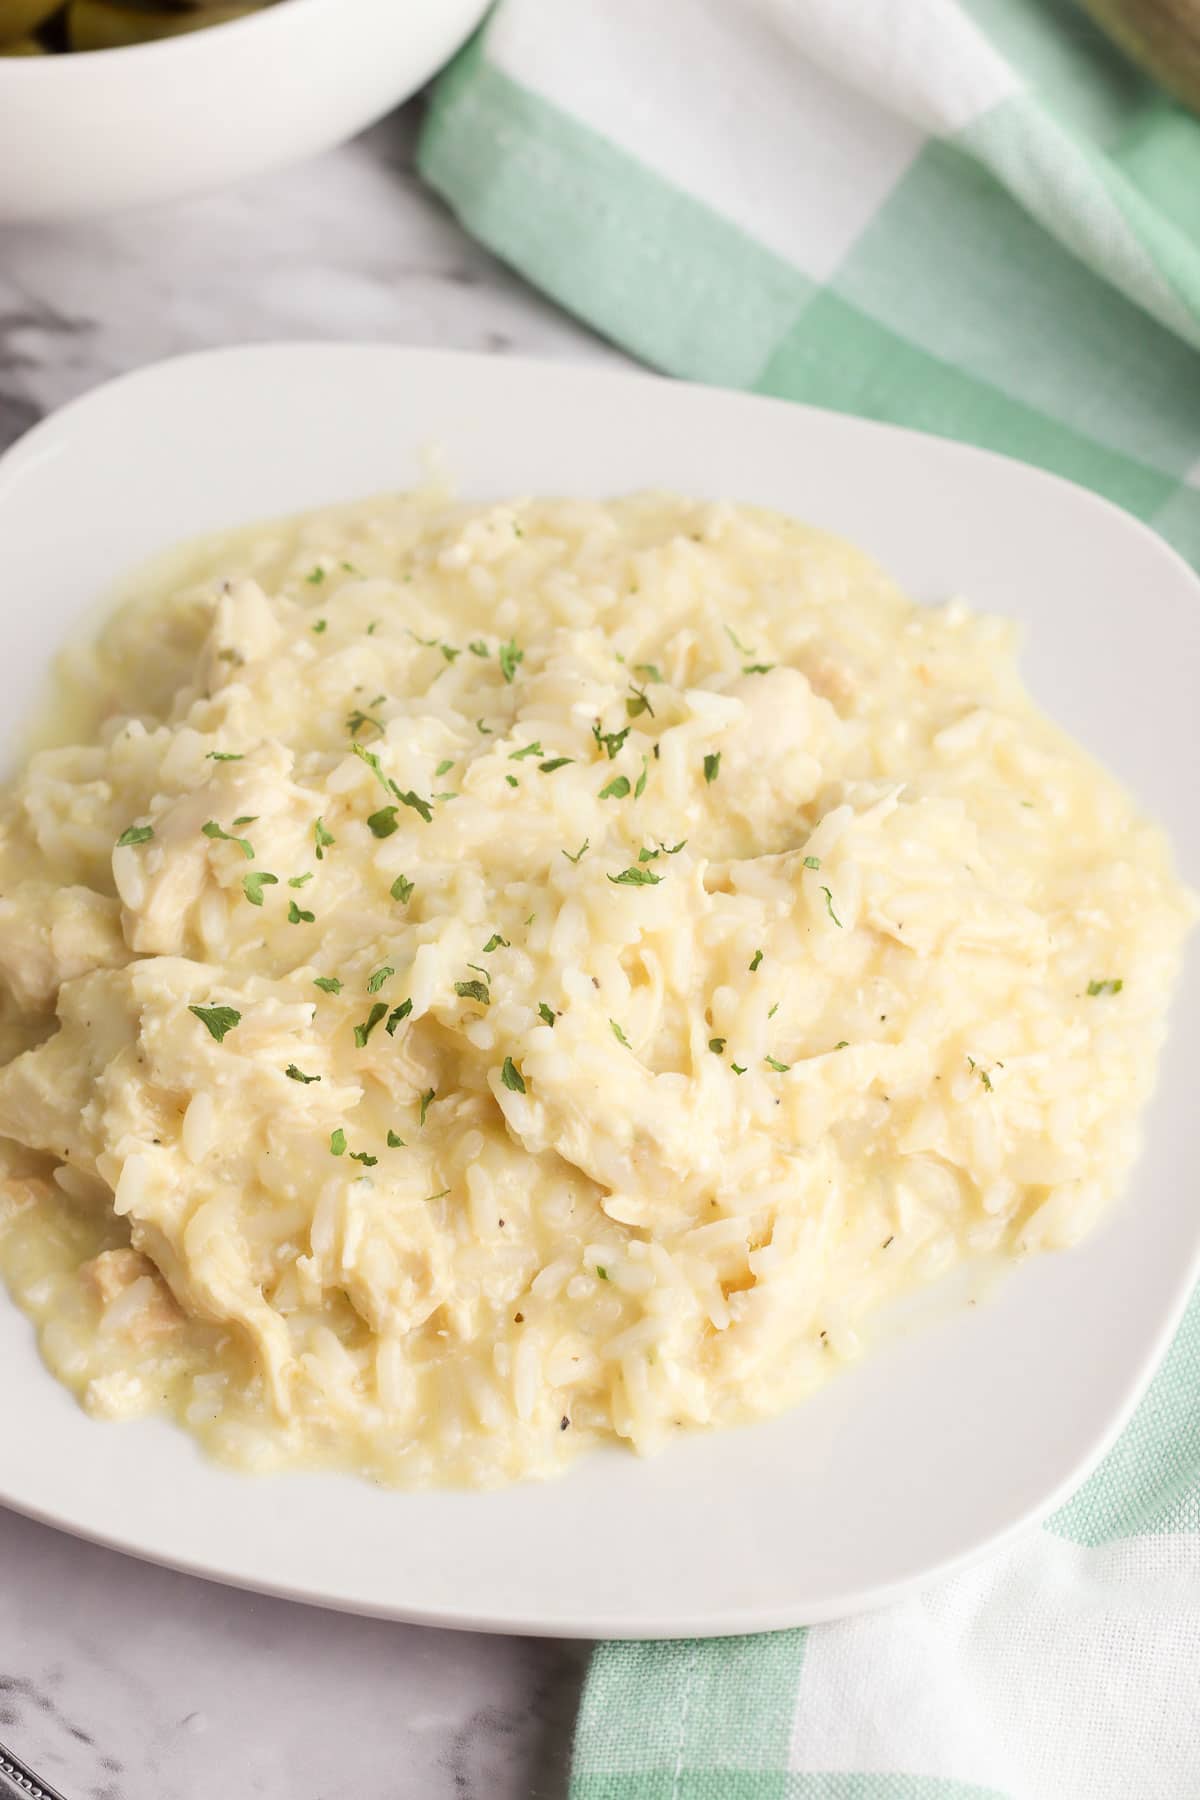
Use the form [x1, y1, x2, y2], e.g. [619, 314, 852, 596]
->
[0, 97, 630, 1800]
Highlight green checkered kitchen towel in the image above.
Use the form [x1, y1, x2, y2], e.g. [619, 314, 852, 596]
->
[419, 4, 1200, 1794]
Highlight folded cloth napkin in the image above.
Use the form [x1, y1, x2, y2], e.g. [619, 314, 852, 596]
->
[419, 6, 1200, 1794]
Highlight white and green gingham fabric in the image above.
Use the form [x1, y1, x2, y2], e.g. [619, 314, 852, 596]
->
[418, 4, 1200, 1793]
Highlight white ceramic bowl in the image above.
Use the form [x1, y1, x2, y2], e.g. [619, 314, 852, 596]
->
[0, 0, 488, 223]
[0, 345, 1197, 1638]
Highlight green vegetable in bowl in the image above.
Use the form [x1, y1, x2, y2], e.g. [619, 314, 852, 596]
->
[0, 0, 275, 54]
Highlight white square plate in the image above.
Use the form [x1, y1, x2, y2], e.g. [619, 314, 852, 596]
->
[0, 345, 1196, 1638]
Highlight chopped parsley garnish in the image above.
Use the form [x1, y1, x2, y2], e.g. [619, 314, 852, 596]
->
[500, 1056, 527, 1094]
[600, 775, 631, 800]
[768, 1002, 779, 1019]
[731, 1062, 747, 1075]
[232, 815, 257, 828]
[834, 1040, 849, 1050]
[367, 806, 399, 838]
[346, 709, 383, 738]
[426, 1188, 451, 1203]
[608, 866, 662, 887]
[366, 621, 380, 636]
[509, 741, 543, 761]
[592, 721, 630, 760]
[626, 683, 655, 719]
[469, 640, 490, 658]
[749, 949, 763, 972]
[610, 1019, 631, 1048]
[498, 639, 523, 683]
[476, 719, 493, 735]
[189, 1004, 241, 1043]
[980, 1068, 994, 1092]
[596, 1266, 609, 1281]
[285, 1064, 320, 1084]
[539, 758, 574, 773]
[765, 1055, 790, 1073]
[116, 824, 154, 848]
[537, 1002, 557, 1027]
[387, 1130, 405, 1148]
[709, 1038, 726, 1054]
[635, 756, 648, 799]
[482, 934, 509, 953]
[1087, 978, 1124, 996]
[803, 855, 821, 870]
[202, 820, 254, 859]
[724, 624, 754, 655]
[313, 976, 342, 994]
[419, 1087, 436, 1126]
[819, 885, 843, 928]
[563, 839, 590, 864]
[455, 980, 490, 1005]
[353, 1003, 388, 1047]
[288, 873, 314, 889]
[391, 874, 414, 904]
[314, 817, 335, 860]
[634, 663, 663, 683]
[330, 1128, 346, 1156]
[342, 561, 362, 576]
[435, 759, 455, 778]
[385, 999, 413, 1035]
[305, 566, 326, 585]
[505, 775, 519, 788]
[350, 1151, 378, 1167]
[312, 619, 327, 634]
[366, 965, 394, 994]
[288, 900, 315, 925]
[742, 663, 775, 675]
[243, 871, 279, 906]
[206, 751, 244, 762]
[703, 753, 721, 784]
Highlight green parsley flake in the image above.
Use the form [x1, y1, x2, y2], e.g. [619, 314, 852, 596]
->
[500, 1056, 527, 1094]
[482, 934, 509, 953]
[243, 871, 279, 906]
[346, 710, 383, 738]
[314, 976, 342, 995]
[834, 1040, 849, 1051]
[505, 775, 519, 788]
[592, 722, 630, 760]
[288, 900, 315, 925]
[350, 1151, 378, 1167]
[206, 751, 244, 762]
[330, 1128, 346, 1156]
[387, 1130, 405, 1148]
[765, 1055, 790, 1073]
[455, 980, 490, 1005]
[596, 1266, 609, 1282]
[731, 1063, 747, 1075]
[498, 639, 523, 684]
[509, 741, 543, 762]
[367, 806, 399, 839]
[819, 885, 843, 928]
[703, 752, 721, 785]
[288, 873, 314, 889]
[1087, 978, 1124, 996]
[366, 621, 380, 636]
[537, 1003, 557, 1027]
[539, 758, 574, 773]
[391, 874, 414, 904]
[626, 684, 654, 719]
[314, 818, 335, 860]
[189, 1004, 241, 1043]
[768, 1002, 779, 1019]
[709, 1038, 726, 1054]
[803, 855, 821, 870]
[610, 1019, 631, 1048]
[476, 719, 493, 735]
[469, 640, 490, 658]
[116, 824, 154, 848]
[563, 839, 590, 864]
[385, 999, 413, 1036]
[435, 759, 455, 778]
[426, 1189, 451, 1203]
[724, 624, 754, 655]
[305, 567, 325, 586]
[312, 619, 327, 634]
[634, 663, 663, 683]
[419, 1088, 436, 1127]
[203, 820, 254, 859]
[634, 756, 648, 799]
[749, 949, 763, 972]
[353, 1002, 388, 1047]
[600, 775, 631, 800]
[608, 866, 661, 887]
[285, 1064, 320, 1084]
[232, 815, 257, 828]
[742, 663, 775, 675]
[366, 965, 394, 994]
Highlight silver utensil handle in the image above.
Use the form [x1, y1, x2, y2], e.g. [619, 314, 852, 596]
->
[0, 1741, 70, 1800]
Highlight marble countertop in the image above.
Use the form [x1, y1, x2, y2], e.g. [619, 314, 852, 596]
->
[0, 102, 627, 1800]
